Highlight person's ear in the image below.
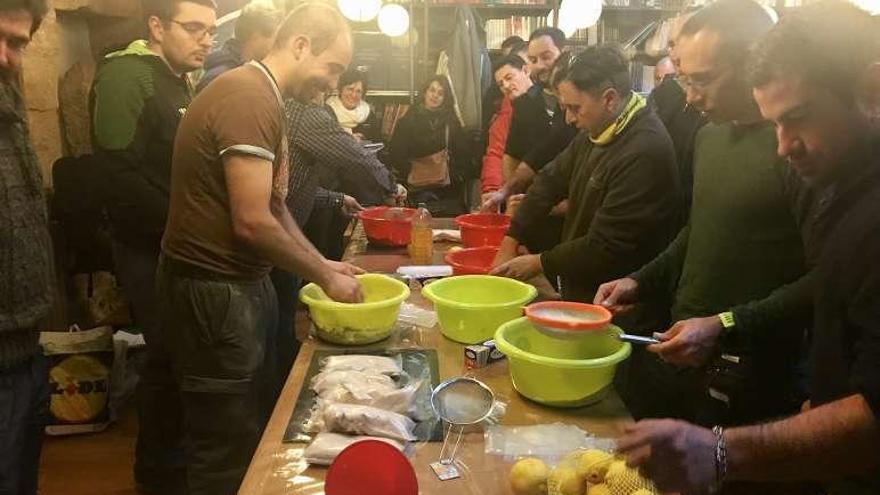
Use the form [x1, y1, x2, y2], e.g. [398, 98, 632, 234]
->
[859, 62, 880, 126]
[147, 15, 165, 44]
[522, 64, 531, 78]
[290, 35, 310, 61]
[603, 87, 619, 112]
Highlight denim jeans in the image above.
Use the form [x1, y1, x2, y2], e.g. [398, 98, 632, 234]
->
[0, 353, 49, 495]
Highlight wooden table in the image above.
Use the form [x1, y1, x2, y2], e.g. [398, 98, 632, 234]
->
[238, 220, 633, 495]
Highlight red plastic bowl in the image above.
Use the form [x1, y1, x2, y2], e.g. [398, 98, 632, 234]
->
[444, 246, 499, 275]
[325, 440, 418, 495]
[455, 213, 511, 248]
[358, 206, 418, 247]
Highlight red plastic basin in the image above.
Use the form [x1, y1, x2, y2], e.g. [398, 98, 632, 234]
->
[455, 213, 511, 248]
[444, 246, 499, 275]
[358, 206, 418, 247]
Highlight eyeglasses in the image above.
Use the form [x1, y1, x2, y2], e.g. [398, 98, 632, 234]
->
[169, 20, 217, 41]
[675, 66, 729, 92]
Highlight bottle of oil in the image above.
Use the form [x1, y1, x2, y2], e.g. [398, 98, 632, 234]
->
[408, 203, 433, 264]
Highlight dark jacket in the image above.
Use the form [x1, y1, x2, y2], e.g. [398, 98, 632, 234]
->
[388, 105, 472, 186]
[649, 74, 707, 215]
[509, 103, 681, 316]
[0, 80, 53, 368]
[91, 40, 193, 248]
[196, 38, 243, 93]
[522, 91, 578, 172]
[809, 135, 880, 495]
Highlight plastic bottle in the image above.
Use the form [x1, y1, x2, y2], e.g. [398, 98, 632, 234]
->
[408, 203, 433, 265]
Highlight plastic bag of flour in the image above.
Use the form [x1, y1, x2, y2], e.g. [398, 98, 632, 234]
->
[311, 370, 397, 396]
[320, 403, 417, 441]
[321, 355, 402, 375]
[318, 379, 423, 415]
[304, 432, 404, 466]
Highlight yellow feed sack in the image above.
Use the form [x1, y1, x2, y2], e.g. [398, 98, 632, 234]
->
[509, 458, 550, 495]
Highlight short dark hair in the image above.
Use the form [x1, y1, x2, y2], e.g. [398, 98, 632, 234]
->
[339, 68, 368, 94]
[558, 44, 631, 95]
[493, 54, 527, 75]
[506, 40, 529, 57]
[273, 2, 350, 55]
[529, 27, 566, 50]
[234, 4, 281, 43]
[550, 50, 575, 89]
[142, 0, 218, 21]
[679, 0, 773, 66]
[0, 0, 49, 35]
[500, 35, 524, 52]
[747, 0, 880, 106]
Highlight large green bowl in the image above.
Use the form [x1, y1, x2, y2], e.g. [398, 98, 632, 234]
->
[495, 317, 632, 407]
[421, 275, 537, 344]
[300, 274, 410, 345]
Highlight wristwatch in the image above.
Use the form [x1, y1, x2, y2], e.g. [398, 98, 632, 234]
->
[718, 311, 736, 332]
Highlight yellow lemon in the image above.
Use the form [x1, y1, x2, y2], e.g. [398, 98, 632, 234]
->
[548, 466, 586, 495]
[606, 462, 654, 494]
[510, 458, 550, 495]
[630, 490, 655, 495]
[585, 483, 611, 495]
[577, 450, 615, 484]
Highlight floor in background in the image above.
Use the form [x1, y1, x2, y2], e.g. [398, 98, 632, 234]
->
[39, 403, 139, 495]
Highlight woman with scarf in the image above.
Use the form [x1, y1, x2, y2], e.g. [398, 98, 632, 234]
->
[388, 75, 473, 214]
[325, 69, 382, 142]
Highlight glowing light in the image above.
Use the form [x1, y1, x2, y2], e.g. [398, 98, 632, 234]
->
[338, 0, 381, 23]
[378, 4, 410, 37]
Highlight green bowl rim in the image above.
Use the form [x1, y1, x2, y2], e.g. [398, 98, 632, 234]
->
[299, 273, 411, 309]
[421, 275, 538, 309]
[494, 317, 632, 369]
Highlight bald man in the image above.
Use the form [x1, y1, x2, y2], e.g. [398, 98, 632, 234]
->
[160, 4, 359, 494]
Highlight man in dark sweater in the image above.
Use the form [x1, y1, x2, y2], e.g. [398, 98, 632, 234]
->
[595, 0, 809, 433]
[618, 3, 880, 494]
[91, 1, 216, 492]
[0, 3, 52, 494]
[491, 45, 681, 331]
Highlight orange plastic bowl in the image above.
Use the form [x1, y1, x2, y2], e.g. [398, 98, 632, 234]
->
[444, 246, 499, 275]
[454, 213, 511, 248]
[358, 207, 418, 247]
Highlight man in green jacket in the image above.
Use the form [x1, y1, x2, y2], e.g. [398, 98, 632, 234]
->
[491, 44, 681, 332]
[595, 0, 811, 430]
[90, 1, 216, 493]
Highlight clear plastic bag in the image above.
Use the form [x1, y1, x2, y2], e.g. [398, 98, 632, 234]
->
[485, 423, 615, 463]
[319, 403, 417, 442]
[396, 302, 438, 328]
[303, 432, 403, 466]
[317, 378, 424, 415]
[321, 354, 402, 375]
[311, 370, 397, 396]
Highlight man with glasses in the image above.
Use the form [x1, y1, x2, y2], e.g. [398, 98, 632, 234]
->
[90, 1, 217, 493]
[594, 0, 813, 455]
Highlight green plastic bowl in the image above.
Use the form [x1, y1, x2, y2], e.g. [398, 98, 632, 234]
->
[494, 317, 632, 407]
[300, 274, 410, 345]
[421, 275, 537, 344]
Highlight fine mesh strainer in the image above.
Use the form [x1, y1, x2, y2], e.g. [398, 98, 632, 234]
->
[429, 377, 495, 481]
[525, 301, 659, 345]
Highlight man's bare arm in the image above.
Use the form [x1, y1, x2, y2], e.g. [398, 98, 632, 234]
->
[727, 394, 880, 482]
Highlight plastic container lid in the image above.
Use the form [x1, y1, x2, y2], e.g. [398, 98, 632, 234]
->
[325, 440, 418, 495]
[524, 301, 612, 339]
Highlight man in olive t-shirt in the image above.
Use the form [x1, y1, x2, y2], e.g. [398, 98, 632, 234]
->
[158, 4, 358, 494]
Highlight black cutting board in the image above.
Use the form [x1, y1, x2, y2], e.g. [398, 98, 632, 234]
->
[283, 348, 442, 443]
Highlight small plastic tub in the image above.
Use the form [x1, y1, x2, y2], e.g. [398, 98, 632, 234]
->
[359, 206, 418, 247]
[444, 246, 499, 275]
[299, 274, 410, 345]
[421, 275, 536, 344]
[494, 317, 632, 407]
[454, 213, 511, 248]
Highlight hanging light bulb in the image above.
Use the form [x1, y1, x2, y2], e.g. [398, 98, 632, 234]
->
[560, 0, 603, 30]
[378, 4, 410, 37]
[849, 0, 880, 15]
[338, 0, 381, 23]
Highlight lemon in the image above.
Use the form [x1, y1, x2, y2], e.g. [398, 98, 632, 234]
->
[510, 458, 550, 495]
[577, 450, 615, 484]
[605, 461, 654, 494]
[585, 483, 611, 495]
[548, 466, 586, 495]
[630, 490, 655, 495]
